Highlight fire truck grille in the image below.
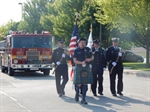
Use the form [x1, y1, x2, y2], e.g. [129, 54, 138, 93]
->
[26, 51, 40, 63]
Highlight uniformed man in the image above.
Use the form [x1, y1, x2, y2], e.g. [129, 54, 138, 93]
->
[106, 38, 123, 96]
[73, 38, 94, 104]
[52, 39, 71, 97]
[91, 40, 107, 96]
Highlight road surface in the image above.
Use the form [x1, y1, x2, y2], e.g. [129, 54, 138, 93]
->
[0, 68, 150, 112]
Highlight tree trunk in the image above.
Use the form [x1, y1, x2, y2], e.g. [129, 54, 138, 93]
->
[146, 37, 150, 67]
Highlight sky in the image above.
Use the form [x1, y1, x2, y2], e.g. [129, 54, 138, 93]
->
[0, 0, 26, 26]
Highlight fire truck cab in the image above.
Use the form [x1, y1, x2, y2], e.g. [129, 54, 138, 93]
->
[0, 31, 53, 76]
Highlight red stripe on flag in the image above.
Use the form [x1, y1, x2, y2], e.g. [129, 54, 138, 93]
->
[69, 24, 78, 81]
[69, 68, 74, 81]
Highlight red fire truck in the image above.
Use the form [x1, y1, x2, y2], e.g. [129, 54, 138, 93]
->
[0, 31, 53, 76]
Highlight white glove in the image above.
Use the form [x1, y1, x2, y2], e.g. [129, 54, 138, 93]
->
[118, 52, 122, 57]
[56, 61, 61, 65]
[62, 53, 66, 58]
[89, 64, 92, 69]
[103, 68, 106, 71]
[72, 66, 75, 70]
[112, 62, 117, 66]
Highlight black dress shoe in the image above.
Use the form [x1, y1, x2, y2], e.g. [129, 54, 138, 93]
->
[99, 92, 104, 95]
[81, 100, 88, 104]
[93, 94, 97, 96]
[112, 94, 117, 96]
[62, 91, 65, 95]
[117, 92, 123, 96]
[75, 94, 79, 102]
[59, 94, 62, 97]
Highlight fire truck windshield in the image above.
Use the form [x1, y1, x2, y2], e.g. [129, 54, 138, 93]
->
[12, 36, 52, 48]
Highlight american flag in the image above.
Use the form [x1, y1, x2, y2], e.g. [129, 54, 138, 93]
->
[69, 23, 78, 55]
[69, 23, 78, 80]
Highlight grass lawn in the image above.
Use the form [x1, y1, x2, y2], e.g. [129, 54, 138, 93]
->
[123, 63, 150, 71]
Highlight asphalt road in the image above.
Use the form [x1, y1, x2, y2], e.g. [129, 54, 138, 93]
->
[0, 68, 150, 112]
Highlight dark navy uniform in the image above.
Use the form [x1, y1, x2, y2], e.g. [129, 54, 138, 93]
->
[52, 40, 71, 96]
[91, 40, 107, 96]
[73, 46, 93, 84]
[106, 38, 123, 96]
[73, 38, 93, 104]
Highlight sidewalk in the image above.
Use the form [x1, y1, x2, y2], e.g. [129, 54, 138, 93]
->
[124, 67, 150, 78]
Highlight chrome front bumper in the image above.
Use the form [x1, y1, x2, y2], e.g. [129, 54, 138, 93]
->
[11, 64, 54, 70]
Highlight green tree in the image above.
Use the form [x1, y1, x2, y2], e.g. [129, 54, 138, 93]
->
[95, 0, 150, 67]
[40, 0, 131, 49]
[0, 25, 7, 40]
[21, 0, 53, 33]
[40, 0, 103, 44]
[17, 21, 30, 32]
[6, 20, 20, 31]
[0, 20, 19, 40]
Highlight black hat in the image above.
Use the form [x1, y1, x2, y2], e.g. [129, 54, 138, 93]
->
[93, 40, 100, 44]
[77, 38, 86, 43]
[112, 38, 119, 42]
[58, 39, 65, 43]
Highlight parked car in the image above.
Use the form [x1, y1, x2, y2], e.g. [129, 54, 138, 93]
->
[122, 50, 144, 62]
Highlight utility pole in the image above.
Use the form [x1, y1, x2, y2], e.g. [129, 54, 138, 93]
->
[18, 2, 23, 20]
[84, 29, 86, 38]
[99, 23, 102, 42]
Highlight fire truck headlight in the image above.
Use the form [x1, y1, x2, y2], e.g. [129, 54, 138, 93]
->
[13, 59, 18, 64]
[42, 56, 49, 59]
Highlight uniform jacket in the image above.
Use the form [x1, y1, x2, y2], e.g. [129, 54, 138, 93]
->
[73, 47, 93, 65]
[106, 46, 122, 64]
[52, 47, 71, 67]
[92, 47, 107, 68]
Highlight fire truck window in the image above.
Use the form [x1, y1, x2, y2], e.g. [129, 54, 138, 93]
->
[12, 36, 51, 48]
[33, 37, 42, 47]
[12, 37, 32, 48]
[21, 40, 32, 48]
[33, 36, 51, 48]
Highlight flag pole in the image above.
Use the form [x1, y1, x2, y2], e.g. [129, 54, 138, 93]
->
[69, 12, 79, 81]
[75, 12, 79, 27]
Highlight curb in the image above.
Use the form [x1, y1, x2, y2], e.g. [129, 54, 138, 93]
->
[124, 69, 150, 78]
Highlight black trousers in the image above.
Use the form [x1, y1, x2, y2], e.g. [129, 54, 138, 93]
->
[75, 84, 88, 101]
[75, 85, 82, 94]
[55, 65, 68, 95]
[108, 64, 123, 94]
[91, 67, 104, 94]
